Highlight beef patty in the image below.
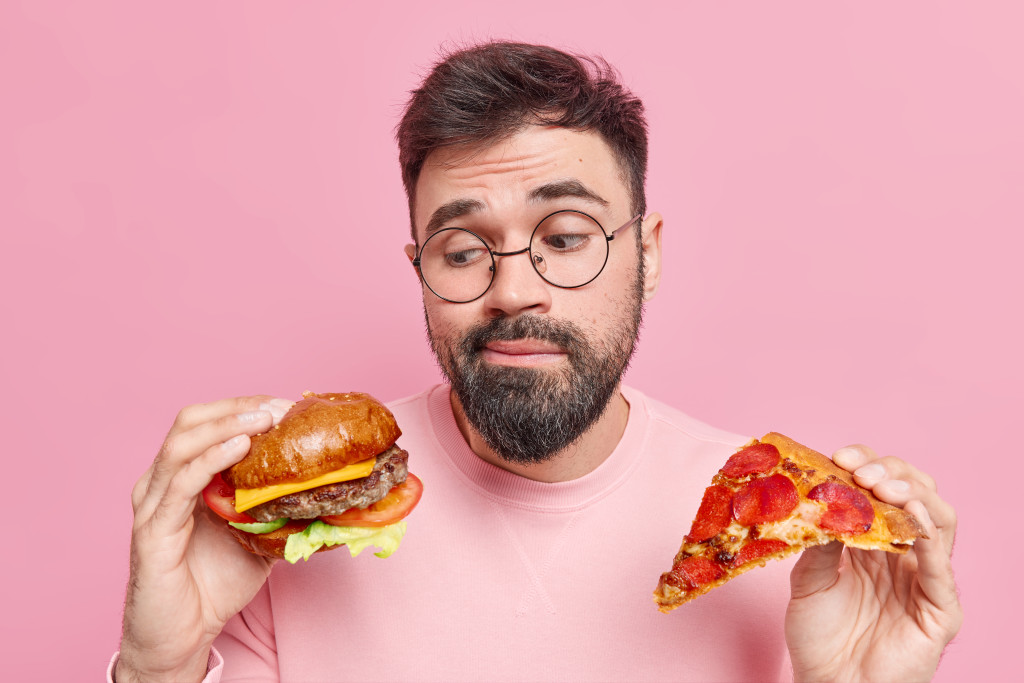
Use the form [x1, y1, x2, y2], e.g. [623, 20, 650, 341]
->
[246, 445, 409, 521]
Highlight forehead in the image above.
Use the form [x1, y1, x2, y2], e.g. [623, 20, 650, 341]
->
[412, 126, 629, 239]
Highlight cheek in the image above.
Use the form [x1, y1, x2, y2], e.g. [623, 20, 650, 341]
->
[578, 268, 639, 323]
[554, 293, 629, 347]
[423, 299, 474, 343]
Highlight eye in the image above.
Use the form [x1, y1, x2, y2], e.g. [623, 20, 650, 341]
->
[444, 246, 489, 267]
[540, 233, 590, 252]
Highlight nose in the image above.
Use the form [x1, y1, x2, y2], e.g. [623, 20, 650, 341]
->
[482, 247, 552, 318]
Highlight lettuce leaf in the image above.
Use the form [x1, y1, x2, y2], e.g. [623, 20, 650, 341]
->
[283, 520, 407, 564]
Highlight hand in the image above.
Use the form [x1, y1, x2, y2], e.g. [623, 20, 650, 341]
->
[785, 444, 962, 683]
[116, 396, 293, 683]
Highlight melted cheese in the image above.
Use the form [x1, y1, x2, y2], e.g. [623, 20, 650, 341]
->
[234, 457, 376, 512]
[691, 499, 832, 558]
[715, 521, 751, 554]
[757, 500, 830, 545]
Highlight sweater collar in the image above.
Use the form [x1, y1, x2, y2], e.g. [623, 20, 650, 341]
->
[426, 384, 651, 512]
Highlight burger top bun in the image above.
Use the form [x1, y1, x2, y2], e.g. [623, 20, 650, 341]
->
[223, 391, 401, 490]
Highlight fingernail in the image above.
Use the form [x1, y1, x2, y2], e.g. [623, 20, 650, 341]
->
[914, 502, 933, 528]
[238, 410, 270, 424]
[854, 463, 886, 481]
[880, 479, 911, 494]
[833, 447, 867, 468]
[260, 398, 294, 424]
[220, 434, 249, 463]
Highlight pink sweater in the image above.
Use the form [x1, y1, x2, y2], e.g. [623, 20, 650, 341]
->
[111, 385, 794, 682]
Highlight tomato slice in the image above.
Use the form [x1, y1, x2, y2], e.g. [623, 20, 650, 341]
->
[202, 472, 258, 524]
[320, 473, 423, 528]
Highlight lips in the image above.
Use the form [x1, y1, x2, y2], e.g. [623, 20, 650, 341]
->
[484, 339, 563, 354]
[457, 315, 580, 369]
[479, 338, 567, 366]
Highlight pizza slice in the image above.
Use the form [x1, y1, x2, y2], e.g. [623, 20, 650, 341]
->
[654, 432, 925, 613]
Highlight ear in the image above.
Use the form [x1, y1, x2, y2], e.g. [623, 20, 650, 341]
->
[639, 212, 664, 301]
[403, 243, 418, 271]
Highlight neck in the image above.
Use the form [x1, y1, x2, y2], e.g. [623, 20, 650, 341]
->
[448, 386, 630, 483]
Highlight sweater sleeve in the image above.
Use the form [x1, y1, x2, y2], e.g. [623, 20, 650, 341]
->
[105, 649, 223, 683]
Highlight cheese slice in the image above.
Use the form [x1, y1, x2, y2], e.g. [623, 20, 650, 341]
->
[234, 457, 376, 513]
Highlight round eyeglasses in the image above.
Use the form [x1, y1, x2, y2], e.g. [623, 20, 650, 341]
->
[412, 210, 642, 303]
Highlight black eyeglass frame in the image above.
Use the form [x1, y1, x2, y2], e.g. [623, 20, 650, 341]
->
[412, 209, 643, 303]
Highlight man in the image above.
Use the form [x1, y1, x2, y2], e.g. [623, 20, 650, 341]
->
[113, 42, 961, 682]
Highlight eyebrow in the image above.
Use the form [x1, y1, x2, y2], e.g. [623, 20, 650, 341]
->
[421, 179, 610, 237]
[528, 178, 610, 207]
[424, 198, 486, 236]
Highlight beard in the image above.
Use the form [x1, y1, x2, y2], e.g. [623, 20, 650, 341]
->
[427, 276, 644, 466]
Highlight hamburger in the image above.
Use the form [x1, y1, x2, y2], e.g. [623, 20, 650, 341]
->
[202, 391, 422, 563]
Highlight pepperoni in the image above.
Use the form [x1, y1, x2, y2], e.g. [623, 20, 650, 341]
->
[685, 485, 733, 543]
[730, 539, 790, 568]
[808, 480, 874, 534]
[732, 474, 799, 525]
[666, 556, 725, 590]
[720, 443, 780, 478]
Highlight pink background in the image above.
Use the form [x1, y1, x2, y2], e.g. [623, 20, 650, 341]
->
[3, 1, 1020, 680]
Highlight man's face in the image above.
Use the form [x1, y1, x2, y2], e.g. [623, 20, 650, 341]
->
[408, 126, 659, 465]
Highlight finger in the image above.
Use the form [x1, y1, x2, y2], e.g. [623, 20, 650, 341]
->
[152, 396, 293, 493]
[833, 448, 951, 535]
[146, 409, 272, 505]
[168, 395, 294, 436]
[789, 541, 845, 599]
[851, 457, 952, 523]
[831, 444, 880, 472]
[140, 411, 282, 528]
[149, 394, 291, 503]
[131, 465, 155, 512]
[149, 434, 253, 531]
[848, 457, 957, 555]
[851, 455, 937, 493]
[904, 500, 962, 620]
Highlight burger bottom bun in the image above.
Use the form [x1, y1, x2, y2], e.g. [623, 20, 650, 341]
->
[227, 520, 343, 560]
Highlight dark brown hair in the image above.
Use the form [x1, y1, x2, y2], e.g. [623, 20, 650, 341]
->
[397, 41, 648, 239]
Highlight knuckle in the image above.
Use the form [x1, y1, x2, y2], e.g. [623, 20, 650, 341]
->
[148, 495, 176, 526]
[131, 515, 149, 536]
[157, 434, 180, 463]
[878, 455, 936, 487]
[229, 395, 271, 414]
[172, 403, 200, 429]
[878, 455, 903, 469]
[130, 478, 147, 510]
[163, 462, 193, 502]
[131, 502, 158, 536]
[941, 501, 958, 529]
[950, 606, 965, 634]
[240, 394, 270, 408]
[906, 465, 936, 492]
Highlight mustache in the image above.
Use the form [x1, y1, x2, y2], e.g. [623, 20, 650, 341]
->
[460, 316, 584, 355]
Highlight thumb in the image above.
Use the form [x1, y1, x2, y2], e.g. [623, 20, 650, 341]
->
[790, 541, 844, 599]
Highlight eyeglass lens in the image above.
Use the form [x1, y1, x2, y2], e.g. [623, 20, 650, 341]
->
[417, 211, 610, 303]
